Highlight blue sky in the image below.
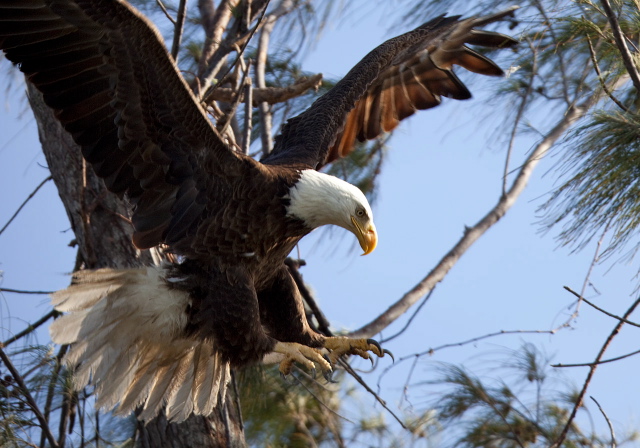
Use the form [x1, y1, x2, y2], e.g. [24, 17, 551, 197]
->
[1, 2, 639, 443]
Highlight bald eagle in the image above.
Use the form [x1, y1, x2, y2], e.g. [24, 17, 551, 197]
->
[0, 1, 518, 421]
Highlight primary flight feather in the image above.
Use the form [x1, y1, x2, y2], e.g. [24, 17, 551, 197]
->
[0, 0, 517, 421]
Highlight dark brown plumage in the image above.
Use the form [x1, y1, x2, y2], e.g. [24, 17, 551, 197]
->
[0, 0, 517, 421]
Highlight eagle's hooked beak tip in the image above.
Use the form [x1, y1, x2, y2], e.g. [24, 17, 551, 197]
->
[352, 216, 377, 256]
[360, 227, 378, 256]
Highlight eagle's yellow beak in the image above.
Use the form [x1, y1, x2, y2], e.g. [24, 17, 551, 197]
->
[351, 216, 378, 255]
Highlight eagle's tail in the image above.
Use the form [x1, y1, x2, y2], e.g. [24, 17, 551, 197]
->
[50, 267, 230, 422]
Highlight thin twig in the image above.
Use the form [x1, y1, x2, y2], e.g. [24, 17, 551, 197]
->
[255, 0, 293, 155]
[503, 40, 536, 196]
[564, 286, 640, 328]
[380, 289, 434, 344]
[40, 345, 68, 448]
[338, 359, 407, 430]
[587, 37, 628, 112]
[286, 258, 333, 336]
[217, 58, 252, 136]
[598, 0, 640, 92]
[552, 348, 640, 368]
[290, 374, 355, 425]
[532, 0, 572, 104]
[242, 67, 253, 155]
[2, 310, 59, 347]
[204, 74, 322, 106]
[377, 329, 556, 392]
[0, 287, 54, 295]
[171, 0, 188, 61]
[0, 176, 52, 237]
[566, 222, 612, 325]
[591, 396, 617, 448]
[154, 0, 176, 25]
[0, 346, 59, 448]
[552, 295, 640, 447]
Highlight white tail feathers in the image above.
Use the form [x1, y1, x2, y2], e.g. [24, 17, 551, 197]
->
[50, 267, 230, 422]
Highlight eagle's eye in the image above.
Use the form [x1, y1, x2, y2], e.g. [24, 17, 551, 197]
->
[356, 209, 366, 218]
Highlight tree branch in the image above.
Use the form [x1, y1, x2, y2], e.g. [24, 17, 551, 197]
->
[171, 0, 188, 61]
[591, 396, 617, 448]
[587, 37, 628, 112]
[196, 0, 238, 97]
[350, 102, 591, 339]
[552, 295, 640, 447]
[0, 287, 54, 295]
[552, 348, 640, 368]
[503, 40, 537, 196]
[564, 286, 640, 328]
[286, 258, 333, 337]
[2, 310, 59, 347]
[598, 0, 640, 92]
[205, 74, 322, 106]
[0, 176, 52, 237]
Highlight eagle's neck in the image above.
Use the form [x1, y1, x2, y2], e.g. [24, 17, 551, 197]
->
[285, 169, 366, 230]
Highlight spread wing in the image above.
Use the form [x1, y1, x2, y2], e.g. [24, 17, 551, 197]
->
[263, 7, 518, 169]
[0, 0, 243, 250]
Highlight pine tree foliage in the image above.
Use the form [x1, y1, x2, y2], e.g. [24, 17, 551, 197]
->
[431, 344, 639, 447]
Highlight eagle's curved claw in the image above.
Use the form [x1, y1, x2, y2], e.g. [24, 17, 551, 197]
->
[366, 338, 382, 355]
[383, 348, 395, 362]
[323, 336, 389, 364]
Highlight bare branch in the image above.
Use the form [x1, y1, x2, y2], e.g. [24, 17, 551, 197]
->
[587, 37, 628, 112]
[552, 348, 640, 368]
[350, 102, 592, 339]
[0, 287, 54, 295]
[205, 74, 322, 106]
[420, 329, 556, 357]
[591, 396, 617, 448]
[564, 286, 640, 328]
[286, 258, 333, 337]
[339, 359, 408, 430]
[598, 0, 640, 92]
[196, 0, 238, 97]
[0, 176, 52, 237]
[217, 58, 252, 137]
[503, 40, 536, 196]
[380, 289, 434, 344]
[154, 0, 176, 25]
[378, 329, 558, 397]
[0, 346, 59, 448]
[2, 310, 58, 347]
[242, 68, 253, 155]
[552, 295, 640, 447]
[171, 0, 188, 61]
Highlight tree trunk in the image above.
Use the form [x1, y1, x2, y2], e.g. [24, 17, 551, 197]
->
[27, 84, 246, 447]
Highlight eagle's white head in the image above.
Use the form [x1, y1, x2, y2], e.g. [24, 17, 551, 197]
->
[286, 169, 377, 255]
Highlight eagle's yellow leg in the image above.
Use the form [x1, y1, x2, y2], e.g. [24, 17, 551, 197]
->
[273, 341, 332, 377]
[324, 336, 389, 365]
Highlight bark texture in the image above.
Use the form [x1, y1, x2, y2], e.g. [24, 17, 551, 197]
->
[27, 84, 246, 447]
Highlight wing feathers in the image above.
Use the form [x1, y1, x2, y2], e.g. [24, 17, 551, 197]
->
[0, 0, 243, 254]
[266, 8, 517, 168]
[50, 267, 231, 421]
